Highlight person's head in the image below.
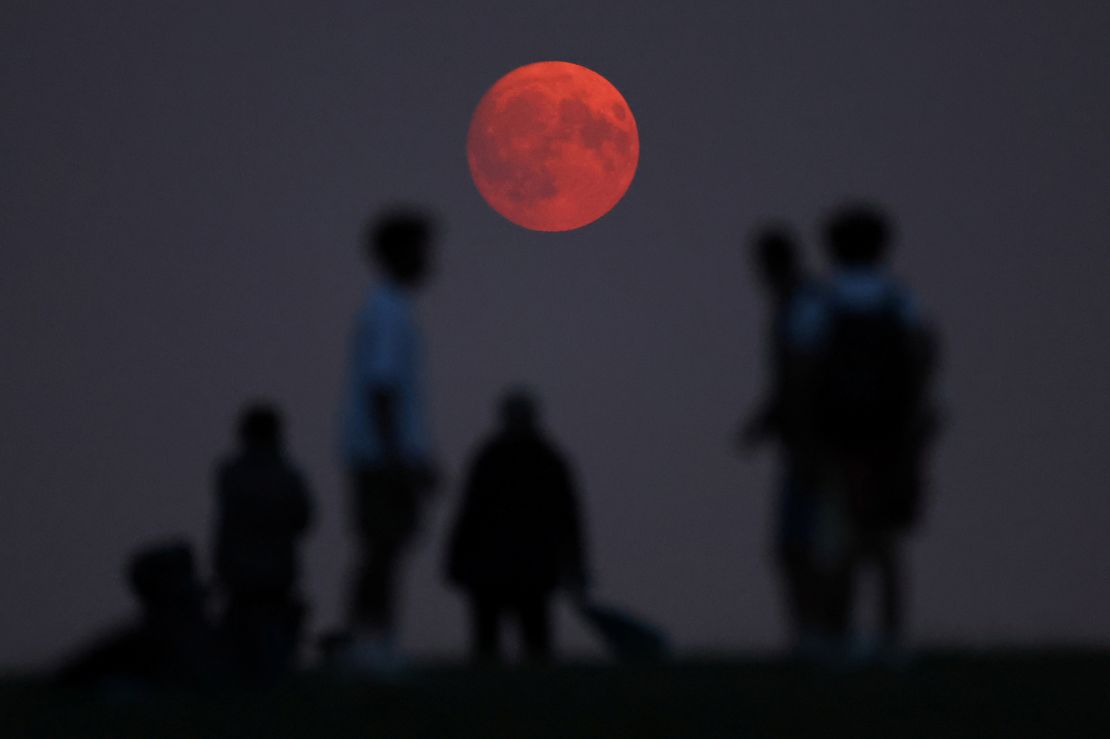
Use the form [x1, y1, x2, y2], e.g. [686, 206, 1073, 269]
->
[498, 387, 540, 435]
[750, 225, 800, 294]
[128, 540, 203, 614]
[364, 207, 436, 288]
[824, 203, 893, 268]
[237, 402, 282, 451]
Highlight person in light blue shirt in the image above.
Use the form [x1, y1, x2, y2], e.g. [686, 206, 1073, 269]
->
[787, 204, 938, 664]
[339, 208, 438, 673]
[342, 277, 431, 467]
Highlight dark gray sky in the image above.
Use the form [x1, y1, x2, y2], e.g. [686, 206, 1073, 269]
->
[2, 1, 1109, 667]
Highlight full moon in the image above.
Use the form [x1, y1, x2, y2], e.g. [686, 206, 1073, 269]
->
[467, 61, 640, 232]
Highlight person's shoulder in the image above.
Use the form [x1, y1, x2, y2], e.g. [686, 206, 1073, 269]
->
[275, 458, 312, 500]
[348, 287, 375, 328]
[371, 282, 415, 324]
[830, 268, 882, 298]
[291, 461, 313, 490]
[827, 269, 918, 316]
[784, 279, 832, 348]
[214, 453, 248, 495]
[795, 277, 826, 299]
[537, 433, 567, 459]
[469, 434, 503, 466]
[273, 453, 305, 479]
[880, 275, 924, 325]
[216, 452, 242, 477]
[530, 435, 572, 477]
[352, 284, 398, 331]
[792, 279, 832, 313]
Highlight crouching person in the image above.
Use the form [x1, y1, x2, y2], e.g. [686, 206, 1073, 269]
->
[59, 540, 222, 691]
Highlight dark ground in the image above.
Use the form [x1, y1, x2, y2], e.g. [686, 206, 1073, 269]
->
[4, 650, 1108, 738]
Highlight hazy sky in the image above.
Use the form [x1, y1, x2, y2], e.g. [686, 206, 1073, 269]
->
[2, 1, 1109, 668]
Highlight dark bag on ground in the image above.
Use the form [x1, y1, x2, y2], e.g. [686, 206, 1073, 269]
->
[575, 601, 670, 662]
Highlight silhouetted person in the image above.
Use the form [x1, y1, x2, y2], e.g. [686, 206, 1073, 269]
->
[339, 208, 438, 673]
[446, 390, 588, 663]
[59, 541, 222, 689]
[787, 204, 937, 662]
[738, 225, 822, 653]
[213, 403, 313, 677]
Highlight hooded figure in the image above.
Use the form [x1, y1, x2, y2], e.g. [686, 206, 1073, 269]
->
[446, 390, 587, 662]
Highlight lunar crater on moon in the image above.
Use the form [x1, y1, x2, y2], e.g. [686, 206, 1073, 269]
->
[467, 62, 639, 232]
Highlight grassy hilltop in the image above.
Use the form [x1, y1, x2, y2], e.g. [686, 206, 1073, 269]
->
[4, 650, 1108, 739]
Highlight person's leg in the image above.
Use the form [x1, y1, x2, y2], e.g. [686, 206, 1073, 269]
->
[220, 590, 252, 672]
[351, 536, 402, 636]
[875, 532, 904, 648]
[348, 469, 374, 630]
[812, 478, 857, 656]
[775, 464, 804, 643]
[348, 470, 418, 640]
[349, 526, 391, 634]
[781, 550, 827, 657]
[778, 549, 808, 644]
[516, 592, 553, 663]
[470, 592, 502, 663]
[824, 558, 856, 646]
[781, 460, 826, 654]
[265, 591, 304, 675]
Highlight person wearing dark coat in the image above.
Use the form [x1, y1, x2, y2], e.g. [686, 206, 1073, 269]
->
[446, 390, 588, 663]
[213, 403, 313, 676]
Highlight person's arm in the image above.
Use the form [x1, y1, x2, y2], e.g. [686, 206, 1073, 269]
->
[781, 291, 828, 477]
[907, 321, 943, 445]
[362, 296, 407, 469]
[371, 386, 402, 465]
[737, 322, 785, 452]
[290, 468, 314, 535]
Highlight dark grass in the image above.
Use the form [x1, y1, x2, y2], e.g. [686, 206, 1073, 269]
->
[4, 650, 1108, 738]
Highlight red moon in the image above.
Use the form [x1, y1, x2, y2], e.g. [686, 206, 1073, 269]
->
[467, 61, 639, 232]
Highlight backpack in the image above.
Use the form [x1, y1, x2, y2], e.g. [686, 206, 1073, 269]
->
[814, 288, 918, 450]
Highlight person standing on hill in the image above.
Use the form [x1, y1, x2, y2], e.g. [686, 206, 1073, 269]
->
[738, 225, 825, 655]
[787, 204, 938, 663]
[339, 208, 439, 674]
[446, 390, 588, 663]
[213, 403, 313, 677]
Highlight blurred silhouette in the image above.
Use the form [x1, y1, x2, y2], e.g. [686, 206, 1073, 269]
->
[786, 204, 939, 663]
[338, 207, 439, 674]
[212, 403, 313, 678]
[446, 389, 588, 663]
[59, 540, 223, 690]
[738, 225, 824, 654]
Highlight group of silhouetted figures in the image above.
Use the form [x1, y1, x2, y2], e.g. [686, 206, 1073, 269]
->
[741, 207, 940, 665]
[61, 202, 939, 689]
